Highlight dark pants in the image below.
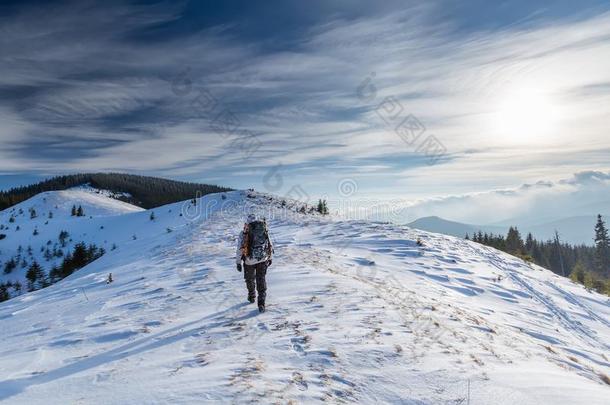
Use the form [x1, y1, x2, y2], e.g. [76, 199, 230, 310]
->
[244, 261, 268, 305]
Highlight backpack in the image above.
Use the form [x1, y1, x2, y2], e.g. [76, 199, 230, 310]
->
[246, 220, 270, 263]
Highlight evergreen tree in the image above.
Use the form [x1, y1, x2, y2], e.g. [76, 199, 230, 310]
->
[3, 258, 16, 274]
[594, 215, 610, 277]
[76, 205, 84, 217]
[26, 261, 47, 291]
[71, 205, 77, 216]
[70, 243, 89, 269]
[525, 233, 534, 253]
[315, 199, 329, 215]
[0, 285, 9, 302]
[54, 242, 104, 281]
[150, 211, 156, 221]
[49, 266, 60, 283]
[58, 230, 69, 247]
[506, 227, 524, 255]
[553, 231, 566, 277]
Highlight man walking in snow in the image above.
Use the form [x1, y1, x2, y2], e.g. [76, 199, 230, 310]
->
[236, 214, 273, 313]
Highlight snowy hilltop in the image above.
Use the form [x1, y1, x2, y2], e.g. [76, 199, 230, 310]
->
[0, 189, 609, 404]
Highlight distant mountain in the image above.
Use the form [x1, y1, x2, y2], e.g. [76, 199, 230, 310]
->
[0, 173, 232, 210]
[408, 215, 609, 245]
[407, 216, 506, 239]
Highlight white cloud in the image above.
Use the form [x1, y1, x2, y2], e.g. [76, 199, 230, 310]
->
[0, 1, 609, 201]
[390, 170, 610, 225]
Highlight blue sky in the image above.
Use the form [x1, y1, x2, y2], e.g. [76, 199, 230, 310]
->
[1, 0, 610, 221]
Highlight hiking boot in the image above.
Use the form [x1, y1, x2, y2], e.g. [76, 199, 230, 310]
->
[258, 304, 265, 313]
[248, 295, 255, 304]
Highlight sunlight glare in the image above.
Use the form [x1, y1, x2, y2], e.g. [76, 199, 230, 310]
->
[492, 87, 558, 143]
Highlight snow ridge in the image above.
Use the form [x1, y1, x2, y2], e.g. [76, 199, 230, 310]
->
[0, 190, 608, 404]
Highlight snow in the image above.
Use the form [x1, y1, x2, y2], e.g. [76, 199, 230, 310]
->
[0, 186, 145, 287]
[0, 189, 609, 404]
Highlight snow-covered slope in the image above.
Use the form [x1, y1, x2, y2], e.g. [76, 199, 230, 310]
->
[0, 190, 609, 404]
[0, 186, 147, 288]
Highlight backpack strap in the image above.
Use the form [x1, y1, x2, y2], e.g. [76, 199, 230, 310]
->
[241, 223, 250, 258]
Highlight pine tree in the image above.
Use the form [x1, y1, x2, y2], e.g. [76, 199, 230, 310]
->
[26, 261, 46, 291]
[553, 231, 566, 277]
[71, 205, 77, 216]
[71, 243, 89, 269]
[506, 227, 524, 255]
[59, 230, 69, 247]
[76, 205, 84, 217]
[49, 266, 61, 283]
[150, 211, 155, 221]
[3, 258, 16, 274]
[594, 215, 610, 277]
[525, 233, 534, 253]
[0, 285, 9, 302]
[316, 199, 329, 215]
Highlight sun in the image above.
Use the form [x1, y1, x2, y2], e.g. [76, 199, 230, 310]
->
[491, 87, 558, 143]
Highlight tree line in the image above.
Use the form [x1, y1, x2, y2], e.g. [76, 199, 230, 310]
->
[467, 215, 610, 295]
[0, 173, 232, 210]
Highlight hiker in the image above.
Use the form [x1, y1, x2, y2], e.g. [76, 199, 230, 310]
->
[236, 214, 273, 312]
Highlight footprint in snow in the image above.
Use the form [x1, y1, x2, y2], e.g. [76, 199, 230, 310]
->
[290, 336, 307, 356]
[291, 371, 308, 391]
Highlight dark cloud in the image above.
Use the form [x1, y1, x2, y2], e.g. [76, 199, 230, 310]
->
[9, 135, 128, 161]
